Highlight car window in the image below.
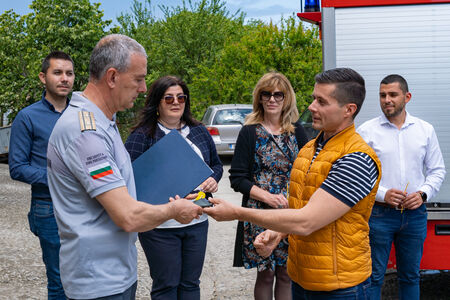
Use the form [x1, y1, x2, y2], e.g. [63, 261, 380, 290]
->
[299, 109, 313, 123]
[202, 107, 213, 124]
[299, 109, 319, 141]
[213, 109, 252, 125]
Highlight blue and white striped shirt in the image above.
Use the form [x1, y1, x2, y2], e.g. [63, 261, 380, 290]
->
[313, 135, 379, 207]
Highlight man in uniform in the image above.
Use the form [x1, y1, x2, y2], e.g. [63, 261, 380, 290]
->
[206, 68, 381, 299]
[47, 34, 202, 299]
[358, 74, 445, 300]
[9, 51, 74, 299]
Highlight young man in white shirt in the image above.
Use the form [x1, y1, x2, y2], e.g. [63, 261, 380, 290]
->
[357, 74, 446, 300]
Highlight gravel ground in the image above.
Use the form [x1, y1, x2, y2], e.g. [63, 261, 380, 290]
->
[0, 158, 448, 299]
[0, 159, 255, 300]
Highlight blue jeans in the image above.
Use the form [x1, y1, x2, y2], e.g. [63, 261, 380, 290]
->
[28, 199, 65, 299]
[138, 220, 208, 300]
[69, 281, 137, 300]
[291, 278, 371, 300]
[369, 204, 427, 300]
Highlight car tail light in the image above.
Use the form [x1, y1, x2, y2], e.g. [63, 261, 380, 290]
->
[207, 127, 219, 136]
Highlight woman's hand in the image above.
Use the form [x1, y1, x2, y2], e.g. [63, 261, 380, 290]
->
[263, 192, 288, 209]
[201, 177, 218, 193]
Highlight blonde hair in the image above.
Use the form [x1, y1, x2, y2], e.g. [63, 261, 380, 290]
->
[245, 72, 299, 133]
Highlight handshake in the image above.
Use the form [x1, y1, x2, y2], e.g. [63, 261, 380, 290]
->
[169, 196, 239, 224]
[168, 193, 218, 224]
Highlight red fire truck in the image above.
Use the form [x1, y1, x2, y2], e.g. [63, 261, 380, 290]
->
[298, 0, 450, 270]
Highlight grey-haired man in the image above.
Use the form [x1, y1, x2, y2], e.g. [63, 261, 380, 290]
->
[47, 34, 202, 299]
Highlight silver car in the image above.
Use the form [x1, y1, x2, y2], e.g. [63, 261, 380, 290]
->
[299, 109, 319, 141]
[202, 104, 253, 155]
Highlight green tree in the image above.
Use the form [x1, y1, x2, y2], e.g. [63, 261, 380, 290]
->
[117, 0, 155, 40]
[150, 0, 245, 82]
[116, 0, 247, 131]
[0, 10, 29, 125]
[190, 15, 322, 118]
[0, 0, 114, 122]
[117, 3, 321, 122]
[119, 0, 245, 82]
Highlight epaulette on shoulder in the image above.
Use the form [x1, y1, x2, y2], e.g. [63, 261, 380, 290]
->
[78, 110, 97, 132]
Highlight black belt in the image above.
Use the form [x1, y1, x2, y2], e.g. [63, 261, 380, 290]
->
[374, 201, 399, 209]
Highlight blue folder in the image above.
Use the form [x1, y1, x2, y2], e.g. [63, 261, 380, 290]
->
[132, 130, 213, 205]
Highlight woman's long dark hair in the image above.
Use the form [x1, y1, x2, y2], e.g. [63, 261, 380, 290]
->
[132, 76, 200, 137]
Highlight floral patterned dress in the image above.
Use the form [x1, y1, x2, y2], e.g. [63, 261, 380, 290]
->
[242, 124, 299, 271]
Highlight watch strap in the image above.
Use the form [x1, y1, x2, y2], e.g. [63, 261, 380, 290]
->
[419, 191, 428, 202]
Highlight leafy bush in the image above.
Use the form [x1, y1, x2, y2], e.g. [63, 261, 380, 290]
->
[1, 0, 322, 139]
[0, 0, 115, 124]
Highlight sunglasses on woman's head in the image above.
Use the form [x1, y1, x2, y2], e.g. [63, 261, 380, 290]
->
[163, 94, 187, 104]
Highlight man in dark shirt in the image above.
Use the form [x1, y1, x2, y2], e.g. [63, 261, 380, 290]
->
[9, 51, 74, 299]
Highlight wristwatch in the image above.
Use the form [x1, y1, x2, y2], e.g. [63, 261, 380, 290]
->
[419, 191, 428, 203]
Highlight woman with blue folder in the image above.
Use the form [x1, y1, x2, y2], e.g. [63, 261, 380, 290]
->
[125, 76, 223, 300]
[230, 72, 308, 300]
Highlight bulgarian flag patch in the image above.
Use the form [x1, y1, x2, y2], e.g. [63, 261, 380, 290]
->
[88, 162, 113, 180]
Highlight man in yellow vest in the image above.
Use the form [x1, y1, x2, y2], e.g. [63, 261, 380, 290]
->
[205, 68, 382, 299]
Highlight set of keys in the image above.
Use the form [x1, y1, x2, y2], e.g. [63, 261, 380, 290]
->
[193, 191, 213, 208]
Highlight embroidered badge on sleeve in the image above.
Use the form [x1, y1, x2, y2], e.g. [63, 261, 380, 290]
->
[88, 162, 114, 180]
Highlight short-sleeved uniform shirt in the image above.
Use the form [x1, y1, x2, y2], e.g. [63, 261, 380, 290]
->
[47, 92, 137, 299]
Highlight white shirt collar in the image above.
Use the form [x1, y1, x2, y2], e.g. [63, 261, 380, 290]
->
[379, 111, 415, 129]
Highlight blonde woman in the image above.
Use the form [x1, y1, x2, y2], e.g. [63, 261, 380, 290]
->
[230, 72, 308, 300]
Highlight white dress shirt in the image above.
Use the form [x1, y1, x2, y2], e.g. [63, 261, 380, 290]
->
[357, 112, 446, 202]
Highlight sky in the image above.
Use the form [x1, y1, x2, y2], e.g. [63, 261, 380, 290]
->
[0, 0, 304, 26]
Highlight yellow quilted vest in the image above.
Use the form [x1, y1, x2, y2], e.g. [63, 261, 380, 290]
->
[287, 124, 381, 291]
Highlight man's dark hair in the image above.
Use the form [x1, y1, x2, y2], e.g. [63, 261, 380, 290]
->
[380, 74, 409, 94]
[41, 51, 74, 74]
[315, 68, 366, 118]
